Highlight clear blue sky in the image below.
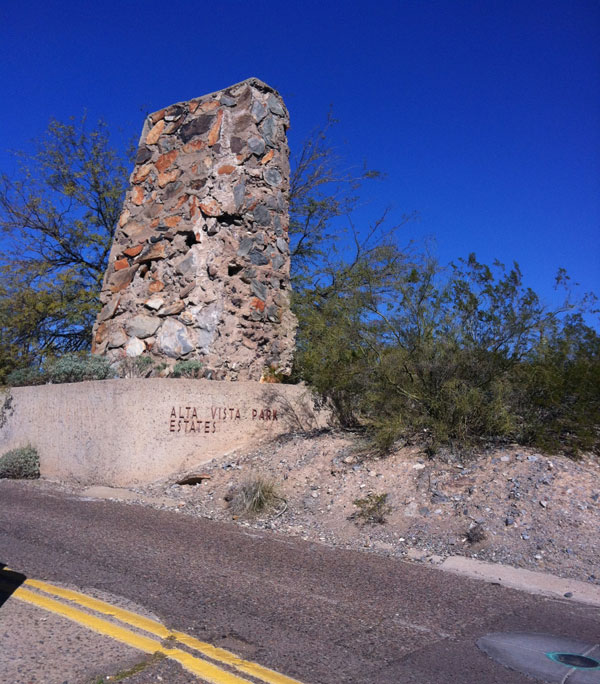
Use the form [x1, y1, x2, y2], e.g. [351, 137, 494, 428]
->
[1, 0, 598, 315]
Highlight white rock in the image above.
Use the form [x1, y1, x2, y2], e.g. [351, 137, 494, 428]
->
[157, 318, 195, 357]
[145, 296, 164, 310]
[125, 337, 146, 357]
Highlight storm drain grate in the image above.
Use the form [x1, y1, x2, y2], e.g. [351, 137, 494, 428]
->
[477, 632, 600, 683]
[547, 653, 600, 669]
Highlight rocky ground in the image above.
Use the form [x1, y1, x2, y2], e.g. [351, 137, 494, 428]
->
[43, 430, 600, 585]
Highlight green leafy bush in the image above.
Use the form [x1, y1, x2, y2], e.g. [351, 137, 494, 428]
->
[172, 360, 204, 379]
[512, 314, 600, 456]
[6, 353, 114, 386]
[46, 353, 114, 383]
[5, 367, 46, 386]
[294, 250, 600, 457]
[0, 446, 40, 479]
[0, 117, 131, 384]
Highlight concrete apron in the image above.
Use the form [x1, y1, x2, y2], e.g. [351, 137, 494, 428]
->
[0, 379, 328, 487]
[441, 556, 600, 608]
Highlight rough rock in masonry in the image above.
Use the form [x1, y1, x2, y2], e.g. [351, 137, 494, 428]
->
[92, 78, 297, 380]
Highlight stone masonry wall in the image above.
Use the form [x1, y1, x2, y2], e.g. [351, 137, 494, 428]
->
[92, 78, 296, 380]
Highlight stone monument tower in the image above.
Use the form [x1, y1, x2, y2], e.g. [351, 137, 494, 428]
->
[92, 78, 296, 380]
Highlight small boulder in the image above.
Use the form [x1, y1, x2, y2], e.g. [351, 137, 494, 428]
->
[126, 315, 160, 339]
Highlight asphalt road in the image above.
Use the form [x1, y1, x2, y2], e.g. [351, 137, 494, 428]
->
[0, 480, 598, 683]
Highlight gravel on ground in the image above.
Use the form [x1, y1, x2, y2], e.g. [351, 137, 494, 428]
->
[32, 430, 600, 586]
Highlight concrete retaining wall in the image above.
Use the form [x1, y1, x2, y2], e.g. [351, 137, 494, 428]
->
[0, 379, 327, 486]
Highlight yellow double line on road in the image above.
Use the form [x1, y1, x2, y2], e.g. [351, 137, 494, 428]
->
[0, 569, 303, 684]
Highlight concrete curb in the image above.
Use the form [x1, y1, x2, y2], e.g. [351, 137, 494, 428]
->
[440, 556, 600, 607]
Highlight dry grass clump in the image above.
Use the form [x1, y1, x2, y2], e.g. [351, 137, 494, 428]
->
[466, 522, 487, 544]
[350, 492, 392, 525]
[227, 478, 286, 517]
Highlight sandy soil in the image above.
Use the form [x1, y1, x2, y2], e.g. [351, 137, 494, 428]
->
[87, 429, 600, 587]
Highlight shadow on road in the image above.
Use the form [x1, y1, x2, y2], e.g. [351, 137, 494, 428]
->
[0, 563, 26, 609]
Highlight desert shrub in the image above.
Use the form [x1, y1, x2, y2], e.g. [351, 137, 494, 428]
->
[260, 366, 285, 383]
[5, 353, 115, 385]
[350, 492, 392, 524]
[228, 478, 285, 517]
[511, 317, 600, 456]
[172, 360, 204, 379]
[46, 353, 114, 383]
[295, 250, 599, 457]
[118, 355, 156, 378]
[0, 446, 40, 479]
[466, 523, 486, 544]
[5, 367, 46, 387]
